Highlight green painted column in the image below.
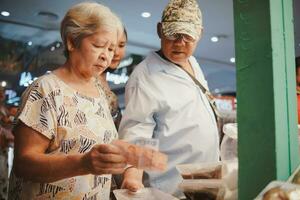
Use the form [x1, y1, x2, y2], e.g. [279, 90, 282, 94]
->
[233, 0, 299, 199]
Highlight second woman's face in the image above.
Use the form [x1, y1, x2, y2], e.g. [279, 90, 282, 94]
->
[110, 32, 127, 69]
[69, 26, 118, 78]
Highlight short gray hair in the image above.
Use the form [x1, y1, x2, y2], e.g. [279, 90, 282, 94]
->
[60, 2, 123, 58]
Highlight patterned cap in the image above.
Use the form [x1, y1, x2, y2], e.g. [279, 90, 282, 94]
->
[161, 0, 203, 40]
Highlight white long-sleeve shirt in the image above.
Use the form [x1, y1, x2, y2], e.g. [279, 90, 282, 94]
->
[119, 52, 220, 198]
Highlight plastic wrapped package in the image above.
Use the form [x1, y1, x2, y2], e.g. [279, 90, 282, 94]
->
[222, 161, 238, 200]
[220, 123, 237, 161]
[176, 161, 238, 200]
[255, 181, 300, 200]
[178, 179, 226, 200]
[112, 138, 168, 171]
[176, 162, 223, 180]
[113, 188, 179, 200]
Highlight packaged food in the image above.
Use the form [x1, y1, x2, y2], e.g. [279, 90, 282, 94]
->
[112, 139, 167, 171]
[176, 161, 238, 200]
[220, 123, 237, 161]
[178, 179, 225, 200]
[176, 162, 223, 180]
[113, 188, 179, 200]
[255, 181, 300, 200]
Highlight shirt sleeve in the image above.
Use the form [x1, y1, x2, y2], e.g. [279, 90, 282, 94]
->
[16, 78, 58, 140]
[119, 81, 158, 140]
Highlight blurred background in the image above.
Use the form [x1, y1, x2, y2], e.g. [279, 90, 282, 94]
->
[0, 0, 299, 110]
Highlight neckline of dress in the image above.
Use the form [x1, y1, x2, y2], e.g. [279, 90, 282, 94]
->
[49, 72, 102, 100]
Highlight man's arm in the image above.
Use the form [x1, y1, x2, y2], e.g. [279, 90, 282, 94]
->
[119, 83, 158, 140]
[119, 82, 158, 190]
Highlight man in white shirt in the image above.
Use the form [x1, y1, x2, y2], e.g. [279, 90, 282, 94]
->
[119, 0, 220, 198]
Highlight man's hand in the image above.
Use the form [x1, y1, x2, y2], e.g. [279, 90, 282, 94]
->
[121, 167, 144, 192]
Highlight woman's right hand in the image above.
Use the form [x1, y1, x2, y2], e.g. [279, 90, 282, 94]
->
[82, 143, 127, 175]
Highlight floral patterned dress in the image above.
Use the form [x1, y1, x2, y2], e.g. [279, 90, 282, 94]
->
[8, 73, 118, 200]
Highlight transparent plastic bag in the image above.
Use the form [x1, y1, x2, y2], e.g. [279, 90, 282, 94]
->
[220, 123, 237, 161]
[176, 161, 238, 200]
[255, 181, 300, 200]
[112, 138, 167, 171]
[178, 179, 226, 200]
[113, 188, 179, 200]
[176, 162, 223, 180]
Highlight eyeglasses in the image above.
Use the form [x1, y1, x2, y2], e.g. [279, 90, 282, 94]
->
[164, 33, 196, 43]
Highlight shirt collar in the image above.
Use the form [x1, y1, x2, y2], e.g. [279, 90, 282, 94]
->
[147, 51, 197, 75]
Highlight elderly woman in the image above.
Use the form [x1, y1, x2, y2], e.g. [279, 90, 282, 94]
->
[8, 2, 130, 199]
[98, 28, 127, 130]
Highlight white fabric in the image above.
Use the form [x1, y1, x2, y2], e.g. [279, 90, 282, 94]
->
[119, 52, 220, 198]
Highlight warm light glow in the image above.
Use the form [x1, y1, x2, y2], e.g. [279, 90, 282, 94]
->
[1, 81, 7, 87]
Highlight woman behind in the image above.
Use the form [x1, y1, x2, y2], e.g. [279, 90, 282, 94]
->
[8, 2, 130, 199]
[98, 28, 127, 130]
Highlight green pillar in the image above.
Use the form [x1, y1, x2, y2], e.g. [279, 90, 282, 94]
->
[233, 0, 299, 199]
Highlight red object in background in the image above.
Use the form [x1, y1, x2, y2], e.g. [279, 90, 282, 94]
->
[298, 95, 300, 124]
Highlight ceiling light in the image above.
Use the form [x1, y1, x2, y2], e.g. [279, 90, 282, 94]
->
[230, 57, 235, 63]
[55, 42, 61, 48]
[50, 46, 55, 51]
[1, 11, 10, 17]
[27, 41, 33, 46]
[37, 11, 59, 21]
[141, 12, 151, 18]
[1, 81, 7, 87]
[211, 36, 219, 42]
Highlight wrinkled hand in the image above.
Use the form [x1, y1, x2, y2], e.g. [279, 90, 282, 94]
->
[121, 167, 144, 192]
[0, 127, 14, 150]
[82, 144, 127, 175]
[121, 177, 144, 192]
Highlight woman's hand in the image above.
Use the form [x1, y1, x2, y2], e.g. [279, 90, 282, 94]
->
[121, 167, 144, 192]
[82, 144, 127, 175]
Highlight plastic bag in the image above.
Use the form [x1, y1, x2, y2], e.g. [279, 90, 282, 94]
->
[255, 181, 300, 200]
[112, 138, 167, 171]
[113, 188, 179, 200]
[220, 123, 237, 161]
[176, 162, 223, 180]
[178, 179, 226, 200]
[176, 161, 238, 200]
